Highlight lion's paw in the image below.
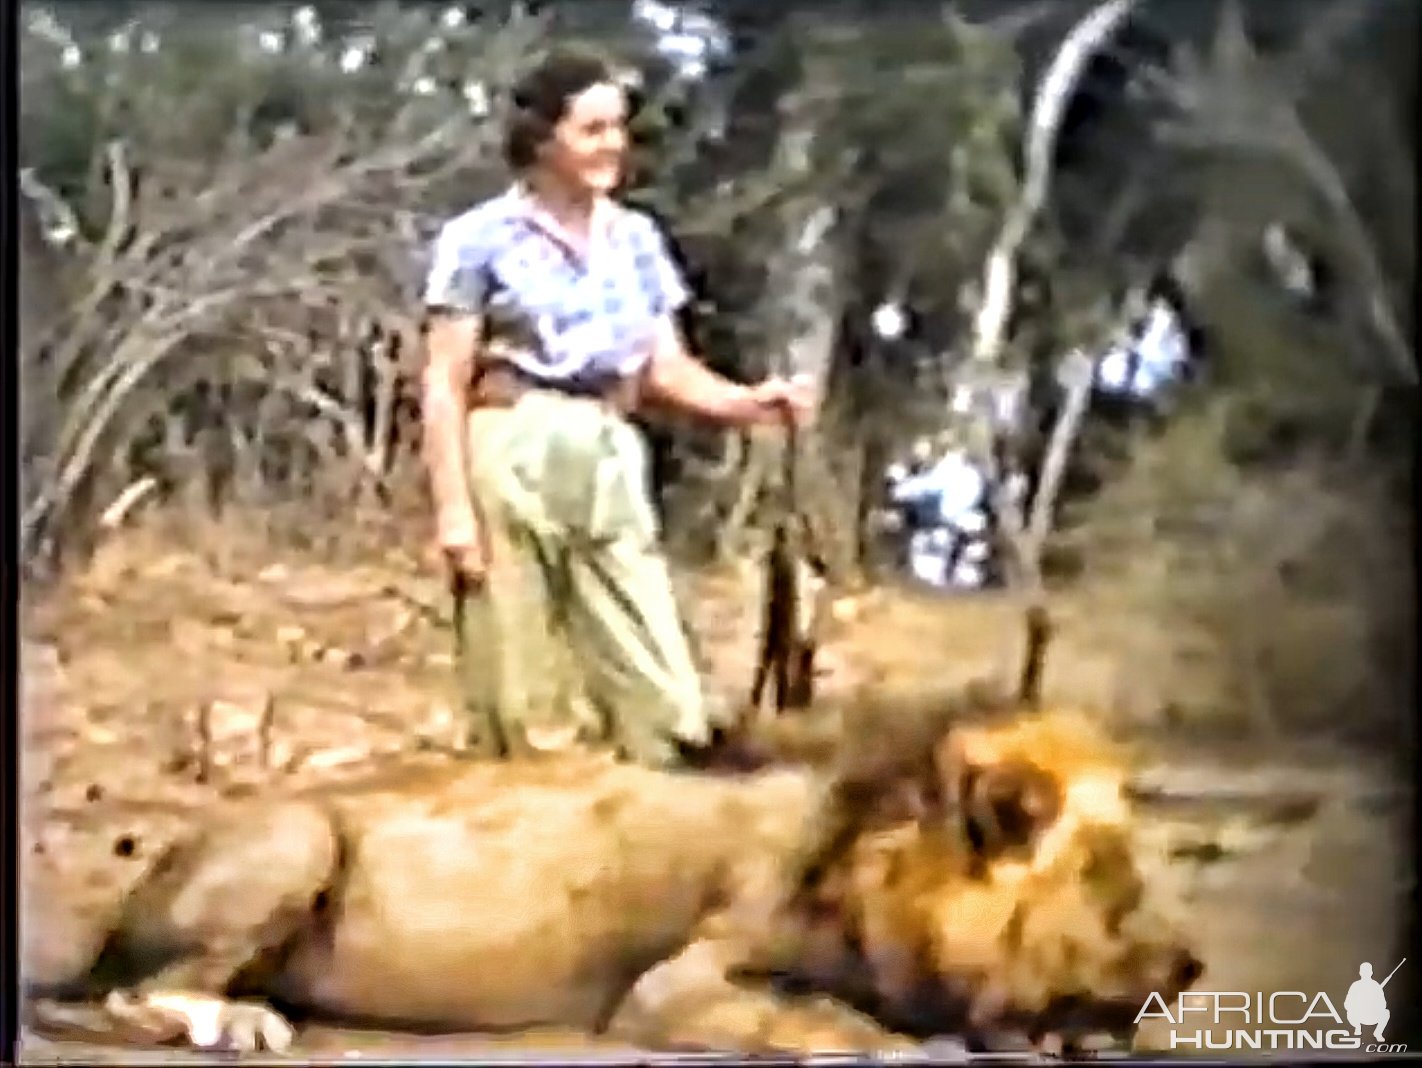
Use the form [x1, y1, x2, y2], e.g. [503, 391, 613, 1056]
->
[104, 990, 295, 1052]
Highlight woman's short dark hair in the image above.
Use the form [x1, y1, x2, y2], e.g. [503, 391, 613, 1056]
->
[504, 47, 618, 171]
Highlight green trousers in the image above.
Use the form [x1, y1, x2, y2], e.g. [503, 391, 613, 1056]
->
[455, 390, 717, 768]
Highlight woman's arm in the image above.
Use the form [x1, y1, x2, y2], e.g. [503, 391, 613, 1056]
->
[420, 217, 492, 576]
[643, 317, 816, 428]
[421, 312, 482, 553]
[633, 214, 813, 428]
[642, 316, 765, 425]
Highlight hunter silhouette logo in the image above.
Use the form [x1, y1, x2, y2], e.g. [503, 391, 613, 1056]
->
[1346, 959, 1403, 1043]
[1137, 958, 1408, 1053]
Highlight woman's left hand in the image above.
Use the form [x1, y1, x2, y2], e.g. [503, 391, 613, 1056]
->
[746, 374, 817, 428]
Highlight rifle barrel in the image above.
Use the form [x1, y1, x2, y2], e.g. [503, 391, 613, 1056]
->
[1380, 958, 1407, 988]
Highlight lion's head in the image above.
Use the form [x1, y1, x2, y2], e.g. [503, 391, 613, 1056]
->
[793, 708, 1203, 1049]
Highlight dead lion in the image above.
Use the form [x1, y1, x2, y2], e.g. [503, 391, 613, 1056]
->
[22, 708, 1202, 1055]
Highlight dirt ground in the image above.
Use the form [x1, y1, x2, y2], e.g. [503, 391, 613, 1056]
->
[14, 520, 1417, 1060]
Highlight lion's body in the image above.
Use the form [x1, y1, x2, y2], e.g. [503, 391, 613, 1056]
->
[28, 758, 817, 1033]
[23, 711, 1202, 1054]
[271, 759, 817, 1031]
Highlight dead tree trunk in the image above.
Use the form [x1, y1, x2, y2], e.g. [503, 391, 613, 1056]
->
[956, 0, 1142, 697]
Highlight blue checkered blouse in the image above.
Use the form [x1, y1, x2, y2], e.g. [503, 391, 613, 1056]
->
[422, 187, 690, 386]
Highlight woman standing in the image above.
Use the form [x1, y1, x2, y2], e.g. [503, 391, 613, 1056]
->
[421, 48, 812, 768]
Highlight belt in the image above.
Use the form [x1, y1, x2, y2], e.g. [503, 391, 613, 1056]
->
[472, 361, 641, 415]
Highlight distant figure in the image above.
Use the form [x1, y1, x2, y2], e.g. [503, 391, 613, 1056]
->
[1097, 295, 1191, 400]
[1345, 961, 1390, 1041]
[907, 526, 953, 587]
[885, 437, 941, 538]
[888, 442, 989, 589]
[894, 448, 983, 529]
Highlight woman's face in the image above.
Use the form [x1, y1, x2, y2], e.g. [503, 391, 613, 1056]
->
[539, 80, 628, 195]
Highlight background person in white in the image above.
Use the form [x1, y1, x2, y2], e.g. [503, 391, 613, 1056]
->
[1097, 287, 1192, 399]
[889, 439, 989, 588]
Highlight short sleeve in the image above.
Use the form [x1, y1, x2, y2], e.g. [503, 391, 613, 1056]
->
[631, 213, 691, 318]
[422, 219, 489, 315]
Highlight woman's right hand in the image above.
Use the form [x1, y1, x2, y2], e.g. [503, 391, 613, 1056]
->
[438, 521, 489, 587]
[422, 308, 487, 590]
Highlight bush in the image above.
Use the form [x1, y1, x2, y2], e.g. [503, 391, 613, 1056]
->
[1065, 401, 1412, 746]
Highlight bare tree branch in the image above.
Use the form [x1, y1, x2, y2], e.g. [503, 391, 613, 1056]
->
[17, 8, 549, 561]
[967, 0, 1139, 372]
[949, 0, 1140, 695]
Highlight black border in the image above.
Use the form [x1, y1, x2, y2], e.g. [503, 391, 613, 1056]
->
[7, 0, 24, 1057]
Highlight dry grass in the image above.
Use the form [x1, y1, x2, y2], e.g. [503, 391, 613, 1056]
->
[21, 514, 458, 810]
[1062, 407, 1413, 748]
[24, 464, 1409, 822]
[18, 507, 1136, 820]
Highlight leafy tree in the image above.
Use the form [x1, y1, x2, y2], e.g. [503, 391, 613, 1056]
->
[18, 0, 1414, 744]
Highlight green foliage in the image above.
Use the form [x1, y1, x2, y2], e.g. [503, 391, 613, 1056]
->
[20, 1, 1412, 603]
[822, 14, 1024, 329]
[17, 1, 1415, 744]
